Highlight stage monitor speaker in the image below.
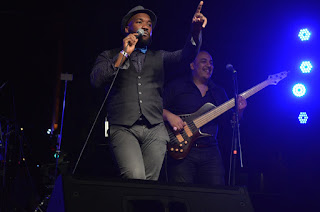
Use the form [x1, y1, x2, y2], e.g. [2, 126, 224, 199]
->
[47, 175, 254, 212]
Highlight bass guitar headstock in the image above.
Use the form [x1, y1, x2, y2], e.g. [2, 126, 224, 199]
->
[267, 71, 288, 85]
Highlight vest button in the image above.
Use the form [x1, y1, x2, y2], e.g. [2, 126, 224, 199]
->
[139, 92, 142, 95]
[138, 83, 141, 86]
[140, 100, 143, 103]
[138, 76, 141, 79]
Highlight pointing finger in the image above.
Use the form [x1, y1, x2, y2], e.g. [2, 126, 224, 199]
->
[195, 1, 203, 14]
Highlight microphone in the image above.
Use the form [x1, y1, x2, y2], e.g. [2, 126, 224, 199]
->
[226, 64, 237, 73]
[126, 29, 145, 47]
[135, 29, 144, 39]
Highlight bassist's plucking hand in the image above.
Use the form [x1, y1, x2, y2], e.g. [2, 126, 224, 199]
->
[163, 109, 186, 131]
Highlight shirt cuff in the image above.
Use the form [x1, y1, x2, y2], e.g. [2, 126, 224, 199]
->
[111, 53, 130, 70]
[191, 31, 202, 46]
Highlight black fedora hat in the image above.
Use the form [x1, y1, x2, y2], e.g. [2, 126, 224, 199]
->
[121, 6, 157, 33]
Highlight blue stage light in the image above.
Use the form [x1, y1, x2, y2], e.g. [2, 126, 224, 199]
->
[298, 112, 308, 124]
[300, 61, 312, 73]
[292, 83, 306, 97]
[298, 28, 311, 41]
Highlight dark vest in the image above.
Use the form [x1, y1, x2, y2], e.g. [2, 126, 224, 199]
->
[107, 49, 164, 126]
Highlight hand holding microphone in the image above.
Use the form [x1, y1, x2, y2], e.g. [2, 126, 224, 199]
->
[122, 29, 144, 55]
[115, 29, 144, 67]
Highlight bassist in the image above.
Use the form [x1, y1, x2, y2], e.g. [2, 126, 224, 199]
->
[163, 51, 247, 186]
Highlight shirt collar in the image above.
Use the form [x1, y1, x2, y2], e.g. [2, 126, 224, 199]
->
[186, 76, 215, 89]
[135, 46, 148, 54]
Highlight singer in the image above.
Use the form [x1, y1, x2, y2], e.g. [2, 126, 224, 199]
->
[163, 51, 247, 186]
[90, 2, 207, 180]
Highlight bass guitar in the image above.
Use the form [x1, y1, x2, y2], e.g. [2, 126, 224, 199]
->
[166, 71, 288, 160]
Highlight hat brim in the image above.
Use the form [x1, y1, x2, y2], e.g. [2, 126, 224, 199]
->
[121, 9, 157, 33]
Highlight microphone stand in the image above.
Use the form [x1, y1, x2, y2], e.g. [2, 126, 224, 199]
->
[71, 44, 129, 175]
[71, 30, 142, 175]
[54, 73, 73, 182]
[228, 69, 243, 186]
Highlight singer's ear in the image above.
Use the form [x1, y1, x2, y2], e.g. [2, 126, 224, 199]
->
[124, 26, 129, 34]
[190, 62, 195, 70]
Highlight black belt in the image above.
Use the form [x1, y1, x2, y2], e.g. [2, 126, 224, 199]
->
[135, 116, 150, 126]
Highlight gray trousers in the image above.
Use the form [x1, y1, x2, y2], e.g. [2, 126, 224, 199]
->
[109, 122, 168, 180]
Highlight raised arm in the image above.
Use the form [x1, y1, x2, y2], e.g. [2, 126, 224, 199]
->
[163, 1, 208, 68]
[191, 1, 207, 44]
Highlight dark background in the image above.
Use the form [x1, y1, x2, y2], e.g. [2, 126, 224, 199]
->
[1, 0, 320, 211]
